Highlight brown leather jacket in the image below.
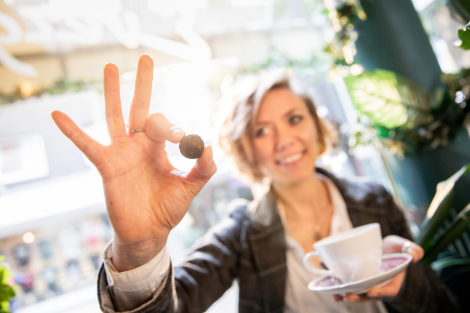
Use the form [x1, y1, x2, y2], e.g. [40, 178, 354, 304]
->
[97, 168, 459, 313]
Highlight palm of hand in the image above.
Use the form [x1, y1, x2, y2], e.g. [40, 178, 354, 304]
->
[98, 136, 191, 245]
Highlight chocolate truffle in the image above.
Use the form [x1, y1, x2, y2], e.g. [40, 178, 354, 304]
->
[179, 134, 205, 159]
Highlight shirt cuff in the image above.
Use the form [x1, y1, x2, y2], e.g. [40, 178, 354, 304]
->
[102, 240, 171, 292]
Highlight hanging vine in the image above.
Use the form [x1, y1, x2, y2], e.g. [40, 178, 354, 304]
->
[322, 0, 366, 72]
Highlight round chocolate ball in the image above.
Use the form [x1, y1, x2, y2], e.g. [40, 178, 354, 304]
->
[179, 134, 205, 159]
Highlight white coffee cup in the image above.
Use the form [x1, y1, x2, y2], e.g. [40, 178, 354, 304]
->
[303, 223, 382, 283]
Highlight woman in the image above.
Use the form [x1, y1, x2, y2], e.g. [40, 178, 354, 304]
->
[51, 55, 458, 313]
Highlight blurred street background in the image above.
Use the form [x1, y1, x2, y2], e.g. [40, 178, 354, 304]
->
[0, 0, 469, 312]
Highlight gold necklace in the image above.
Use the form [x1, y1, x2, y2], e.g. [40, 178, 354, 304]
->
[277, 199, 324, 242]
[273, 180, 331, 243]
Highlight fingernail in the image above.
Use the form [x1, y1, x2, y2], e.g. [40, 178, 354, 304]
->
[206, 146, 213, 164]
[170, 126, 185, 140]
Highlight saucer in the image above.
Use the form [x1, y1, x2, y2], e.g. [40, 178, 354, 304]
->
[308, 253, 413, 295]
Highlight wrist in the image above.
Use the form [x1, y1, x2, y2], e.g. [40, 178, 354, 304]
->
[111, 237, 167, 272]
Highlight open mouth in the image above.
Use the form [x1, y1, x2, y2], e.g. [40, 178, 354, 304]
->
[275, 151, 305, 165]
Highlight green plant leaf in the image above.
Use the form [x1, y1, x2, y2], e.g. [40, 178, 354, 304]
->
[421, 203, 470, 265]
[0, 263, 17, 307]
[457, 23, 470, 50]
[415, 191, 454, 250]
[432, 255, 470, 272]
[344, 70, 434, 129]
[0, 285, 15, 303]
[415, 164, 470, 250]
[0, 266, 13, 286]
[0, 300, 10, 313]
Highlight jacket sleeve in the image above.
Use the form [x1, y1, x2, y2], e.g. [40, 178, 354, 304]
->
[97, 201, 248, 313]
[173, 201, 247, 313]
[97, 262, 176, 313]
[378, 186, 460, 313]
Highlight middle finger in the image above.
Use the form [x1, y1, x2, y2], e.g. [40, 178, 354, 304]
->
[128, 55, 154, 133]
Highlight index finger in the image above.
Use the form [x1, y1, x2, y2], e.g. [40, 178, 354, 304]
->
[146, 113, 185, 143]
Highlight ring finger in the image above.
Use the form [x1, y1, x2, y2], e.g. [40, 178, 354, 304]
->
[128, 55, 154, 134]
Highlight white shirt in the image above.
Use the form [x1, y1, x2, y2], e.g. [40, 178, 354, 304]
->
[282, 176, 388, 313]
[103, 176, 388, 312]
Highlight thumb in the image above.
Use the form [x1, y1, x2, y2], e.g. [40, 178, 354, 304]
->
[185, 145, 217, 194]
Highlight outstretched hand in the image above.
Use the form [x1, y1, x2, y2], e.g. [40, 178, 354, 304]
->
[51, 55, 217, 271]
[334, 235, 424, 303]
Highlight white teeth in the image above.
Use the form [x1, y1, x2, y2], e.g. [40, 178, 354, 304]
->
[278, 153, 302, 164]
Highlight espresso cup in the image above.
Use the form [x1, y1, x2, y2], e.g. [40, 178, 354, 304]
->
[303, 223, 382, 283]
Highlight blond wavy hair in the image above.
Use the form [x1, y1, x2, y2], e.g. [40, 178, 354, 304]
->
[218, 69, 334, 181]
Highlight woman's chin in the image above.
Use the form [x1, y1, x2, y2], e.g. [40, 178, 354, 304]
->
[273, 168, 314, 187]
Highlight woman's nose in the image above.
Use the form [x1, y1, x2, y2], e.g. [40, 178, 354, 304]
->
[275, 128, 295, 151]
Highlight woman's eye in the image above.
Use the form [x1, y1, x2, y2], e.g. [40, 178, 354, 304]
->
[289, 115, 303, 125]
[254, 128, 267, 138]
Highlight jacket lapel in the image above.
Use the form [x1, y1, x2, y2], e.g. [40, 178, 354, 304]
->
[316, 167, 391, 230]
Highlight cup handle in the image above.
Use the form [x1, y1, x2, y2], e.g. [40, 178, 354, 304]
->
[303, 251, 333, 276]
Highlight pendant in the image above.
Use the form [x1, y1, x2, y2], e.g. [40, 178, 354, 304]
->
[313, 225, 321, 242]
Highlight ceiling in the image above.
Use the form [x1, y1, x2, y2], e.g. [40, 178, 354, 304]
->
[0, 0, 324, 57]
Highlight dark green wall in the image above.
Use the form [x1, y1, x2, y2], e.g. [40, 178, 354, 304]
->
[353, 0, 470, 211]
[355, 0, 443, 93]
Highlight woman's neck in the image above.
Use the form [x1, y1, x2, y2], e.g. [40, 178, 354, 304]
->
[273, 173, 330, 220]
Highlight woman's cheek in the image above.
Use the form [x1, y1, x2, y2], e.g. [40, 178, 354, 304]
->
[254, 142, 271, 169]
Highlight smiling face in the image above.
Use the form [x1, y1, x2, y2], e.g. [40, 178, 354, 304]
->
[251, 87, 321, 186]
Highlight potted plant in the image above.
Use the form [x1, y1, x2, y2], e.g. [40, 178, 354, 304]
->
[414, 164, 470, 310]
[0, 256, 19, 313]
